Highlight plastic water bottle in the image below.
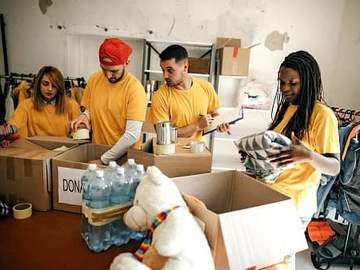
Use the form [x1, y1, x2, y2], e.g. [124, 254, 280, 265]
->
[129, 164, 145, 200]
[104, 161, 118, 186]
[80, 163, 97, 241]
[81, 164, 97, 205]
[123, 159, 137, 178]
[110, 167, 130, 205]
[111, 218, 132, 247]
[129, 167, 147, 240]
[87, 170, 112, 252]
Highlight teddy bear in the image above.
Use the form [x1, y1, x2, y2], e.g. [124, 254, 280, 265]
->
[110, 166, 214, 270]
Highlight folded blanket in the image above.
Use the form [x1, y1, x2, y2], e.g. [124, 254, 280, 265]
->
[234, 131, 292, 182]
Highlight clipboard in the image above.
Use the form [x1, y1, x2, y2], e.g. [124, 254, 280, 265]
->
[203, 114, 243, 135]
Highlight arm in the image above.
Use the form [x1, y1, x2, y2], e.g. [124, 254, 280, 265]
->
[206, 84, 230, 133]
[177, 114, 213, 138]
[100, 120, 143, 165]
[70, 78, 92, 132]
[269, 132, 340, 176]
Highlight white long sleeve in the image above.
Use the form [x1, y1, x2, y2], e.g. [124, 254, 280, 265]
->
[100, 120, 143, 165]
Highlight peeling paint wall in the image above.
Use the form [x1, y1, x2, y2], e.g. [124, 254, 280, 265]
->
[0, 0, 359, 108]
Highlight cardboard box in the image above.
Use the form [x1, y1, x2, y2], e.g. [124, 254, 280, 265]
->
[173, 171, 307, 270]
[0, 137, 85, 211]
[142, 107, 156, 134]
[220, 47, 250, 76]
[51, 143, 124, 213]
[188, 57, 210, 74]
[216, 37, 241, 49]
[127, 139, 212, 178]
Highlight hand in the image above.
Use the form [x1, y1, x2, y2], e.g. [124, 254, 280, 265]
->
[0, 139, 10, 148]
[268, 132, 313, 167]
[197, 114, 214, 130]
[142, 245, 168, 270]
[217, 122, 230, 134]
[70, 114, 90, 133]
[89, 159, 106, 168]
[210, 110, 219, 117]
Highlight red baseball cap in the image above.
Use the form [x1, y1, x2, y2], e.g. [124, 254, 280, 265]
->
[99, 38, 133, 66]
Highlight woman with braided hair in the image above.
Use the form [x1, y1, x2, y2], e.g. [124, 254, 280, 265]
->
[263, 50, 341, 268]
[268, 51, 340, 226]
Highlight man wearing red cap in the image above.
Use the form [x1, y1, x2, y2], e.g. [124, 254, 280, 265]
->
[71, 38, 147, 164]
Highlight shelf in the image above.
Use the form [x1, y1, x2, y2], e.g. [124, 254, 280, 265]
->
[214, 137, 235, 142]
[218, 75, 247, 79]
[146, 39, 213, 48]
[144, 69, 210, 78]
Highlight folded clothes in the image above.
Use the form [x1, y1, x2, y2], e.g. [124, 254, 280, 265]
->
[0, 200, 9, 217]
[234, 131, 293, 182]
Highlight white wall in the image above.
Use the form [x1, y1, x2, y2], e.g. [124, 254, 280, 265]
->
[0, 0, 359, 109]
[331, 0, 360, 109]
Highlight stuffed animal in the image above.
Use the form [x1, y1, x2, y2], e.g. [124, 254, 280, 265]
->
[110, 166, 214, 270]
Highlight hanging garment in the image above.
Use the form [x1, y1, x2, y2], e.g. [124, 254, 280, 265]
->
[234, 130, 293, 182]
[0, 80, 8, 124]
[70, 87, 84, 105]
[5, 85, 14, 121]
[15, 80, 32, 105]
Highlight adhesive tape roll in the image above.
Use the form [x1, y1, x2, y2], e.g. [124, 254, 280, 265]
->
[13, 202, 32, 219]
[73, 128, 90, 140]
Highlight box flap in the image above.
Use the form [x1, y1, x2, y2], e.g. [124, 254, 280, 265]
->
[219, 200, 307, 269]
[5, 138, 47, 151]
[216, 37, 241, 49]
[53, 143, 111, 163]
[173, 171, 234, 213]
[27, 136, 87, 150]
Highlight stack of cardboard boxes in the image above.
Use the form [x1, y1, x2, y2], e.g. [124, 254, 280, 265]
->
[217, 37, 251, 76]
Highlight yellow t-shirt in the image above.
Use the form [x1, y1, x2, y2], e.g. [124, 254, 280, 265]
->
[150, 77, 221, 140]
[81, 71, 147, 146]
[9, 97, 80, 137]
[270, 102, 340, 207]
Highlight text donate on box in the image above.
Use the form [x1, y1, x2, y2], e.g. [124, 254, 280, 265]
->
[58, 167, 86, 205]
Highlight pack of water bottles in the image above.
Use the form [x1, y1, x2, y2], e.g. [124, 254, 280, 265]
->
[80, 159, 146, 252]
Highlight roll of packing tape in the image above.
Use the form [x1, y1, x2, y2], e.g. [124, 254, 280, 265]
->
[154, 143, 176, 155]
[73, 128, 90, 140]
[13, 202, 32, 219]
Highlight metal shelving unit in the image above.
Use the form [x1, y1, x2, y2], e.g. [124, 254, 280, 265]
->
[142, 39, 216, 86]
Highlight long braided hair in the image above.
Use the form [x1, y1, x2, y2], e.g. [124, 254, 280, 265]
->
[269, 51, 324, 140]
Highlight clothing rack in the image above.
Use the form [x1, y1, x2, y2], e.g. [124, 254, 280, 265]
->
[0, 74, 87, 89]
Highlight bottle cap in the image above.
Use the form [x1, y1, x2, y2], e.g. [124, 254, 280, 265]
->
[96, 170, 104, 178]
[117, 167, 125, 175]
[128, 159, 135, 165]
[88, 163, 97, 171]
[109, 161, 117, 168]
